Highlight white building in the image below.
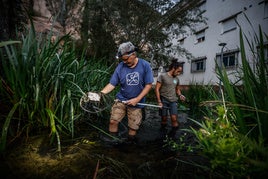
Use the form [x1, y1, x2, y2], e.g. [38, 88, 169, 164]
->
[172, 0, 268, 86]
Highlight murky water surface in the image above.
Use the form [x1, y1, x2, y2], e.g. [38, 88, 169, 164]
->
[2, 108, 212, 179]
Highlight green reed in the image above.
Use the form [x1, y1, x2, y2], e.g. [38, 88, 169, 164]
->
[0, 27, 113, 154]
[216, 26, 268, 140]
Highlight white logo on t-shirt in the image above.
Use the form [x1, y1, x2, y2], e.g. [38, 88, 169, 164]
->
[126, 72, 139, 85]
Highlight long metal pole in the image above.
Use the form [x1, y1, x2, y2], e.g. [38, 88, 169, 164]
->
[115, 99, 167, 108]
[137, 102, 163, 108]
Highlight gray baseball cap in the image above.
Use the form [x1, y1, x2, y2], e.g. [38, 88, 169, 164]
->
[116, 42, 136, 58]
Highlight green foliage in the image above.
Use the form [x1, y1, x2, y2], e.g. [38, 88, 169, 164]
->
[0, 41, 21, 48]
[216, 26, 268, 140]
[162, 133, 195, 153]
[0, 102, 20, 152]
[183, 83, 217, 119]
[0, 28, 113, 153]
[190, 105, 253, 177]
[190, 103, 268, 177]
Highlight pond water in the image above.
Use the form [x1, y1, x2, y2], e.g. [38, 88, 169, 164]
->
[1, 108, 216, 179]
[90, 108, 209, 178]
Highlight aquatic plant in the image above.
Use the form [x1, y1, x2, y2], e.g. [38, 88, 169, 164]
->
[0, 27, 113, 154]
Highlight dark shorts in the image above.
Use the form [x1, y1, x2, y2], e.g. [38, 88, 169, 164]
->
[159, 97, 178, 116]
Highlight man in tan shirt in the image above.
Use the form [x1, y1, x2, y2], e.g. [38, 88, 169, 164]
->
[155, 59, 186, 139]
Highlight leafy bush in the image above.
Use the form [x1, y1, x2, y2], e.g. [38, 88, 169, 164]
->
[190, 105, 253, 177]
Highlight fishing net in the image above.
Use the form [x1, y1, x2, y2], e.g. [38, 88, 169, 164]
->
[80, 92, 112, 113]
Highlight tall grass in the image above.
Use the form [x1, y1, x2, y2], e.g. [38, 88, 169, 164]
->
[0, 27, 113, 154]
[189, 25, 268, 177]
[216, 26, 268, 140]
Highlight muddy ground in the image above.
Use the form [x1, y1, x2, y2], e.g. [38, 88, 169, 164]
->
[0, 108, 220, 179]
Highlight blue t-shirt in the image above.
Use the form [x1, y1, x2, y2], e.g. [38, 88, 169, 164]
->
[110, 58, 154, 107]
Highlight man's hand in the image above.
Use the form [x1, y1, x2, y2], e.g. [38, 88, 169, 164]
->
[179, 94, 186, 102]
[124, 98, 139, 106]
[158, 102, 163, 108]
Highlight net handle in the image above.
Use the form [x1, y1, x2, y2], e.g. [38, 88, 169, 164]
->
[114, 99, 169, 109]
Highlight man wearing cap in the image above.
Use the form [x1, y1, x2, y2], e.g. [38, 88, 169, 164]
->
[100, 41, 154, 144]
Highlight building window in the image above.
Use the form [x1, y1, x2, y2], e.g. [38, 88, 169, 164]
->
[191, 57, 206, 72]
[219, 12, 241, 34]
[216, 49, 239, 69]
[195, 30, 205, 43]
[223, 54, 236, 67]
[221, 18, 237, 33]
